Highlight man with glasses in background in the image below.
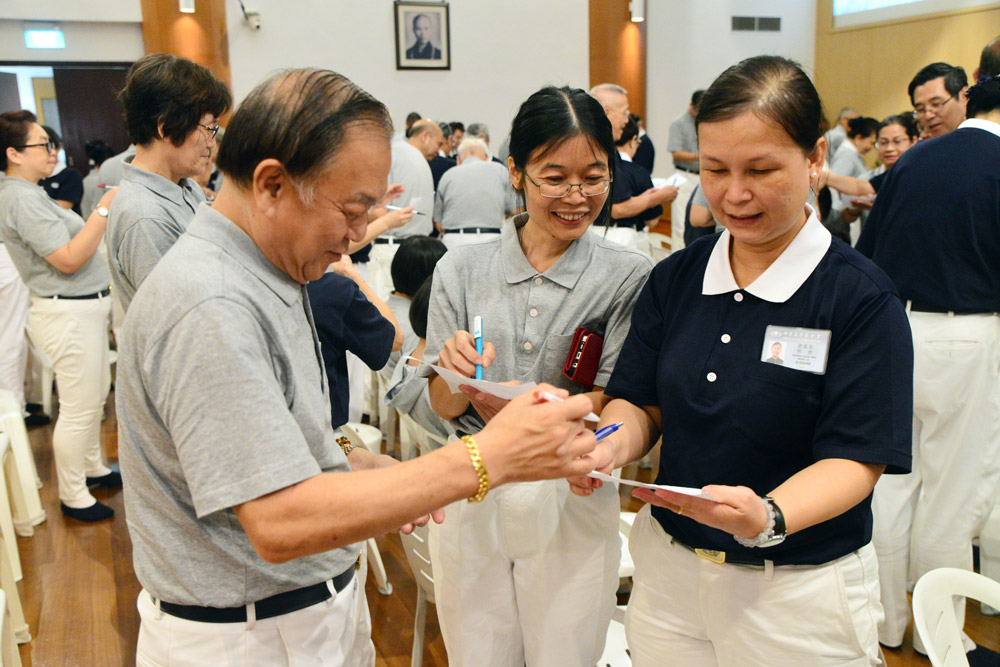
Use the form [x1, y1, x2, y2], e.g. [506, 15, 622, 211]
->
[909, 61, 968, 139]
[106, 53, 231, 313]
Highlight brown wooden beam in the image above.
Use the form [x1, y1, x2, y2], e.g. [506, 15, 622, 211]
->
[589, 0, 646, 120]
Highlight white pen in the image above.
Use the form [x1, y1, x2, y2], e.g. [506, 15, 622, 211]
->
[535, 390, 600, 422]
[385, 204, 426, 216]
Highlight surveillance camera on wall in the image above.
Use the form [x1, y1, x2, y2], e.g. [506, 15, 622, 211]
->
[246, 11, 261, 30]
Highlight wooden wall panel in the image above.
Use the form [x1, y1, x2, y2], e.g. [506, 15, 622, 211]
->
[139, 0, 232, 92]
[814, 1, 1000, 126]
[589, 0, 647, 120]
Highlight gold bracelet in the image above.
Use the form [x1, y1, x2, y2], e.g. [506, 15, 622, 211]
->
[336, 436, 355, 457]
[461, 435, 490, 503]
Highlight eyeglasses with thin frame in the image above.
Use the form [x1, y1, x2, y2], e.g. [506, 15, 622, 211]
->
[877, 137, 912, 148]
[198, 123, 221, 138]
[913, 95, 956, 116]
[523, 172, 613, 198]
[16, 141, 57, 153]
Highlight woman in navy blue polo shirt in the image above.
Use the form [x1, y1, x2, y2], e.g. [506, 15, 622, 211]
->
[572, 56, 913, 665]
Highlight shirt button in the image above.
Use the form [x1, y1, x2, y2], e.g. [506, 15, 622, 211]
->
[707, 372, 717, 382]
[721, 334, 731, 344]
[733, 293, 744, 303]
[523, 342, 533, 351]
[534, 277, 543, 286]
[529, 308, 538, 317]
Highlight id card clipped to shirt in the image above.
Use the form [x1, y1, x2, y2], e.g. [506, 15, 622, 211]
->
[760, 325, 831, 375]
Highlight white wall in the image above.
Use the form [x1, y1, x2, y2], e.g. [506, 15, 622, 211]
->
[225, 0, 589, 150]
[0, 0, 141, 23]
[646, 0, 816, 177]
[0, 20, 144, 62]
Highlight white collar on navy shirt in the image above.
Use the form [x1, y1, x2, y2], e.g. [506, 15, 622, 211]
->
[702, 204, 832, 303]
[618, 150, 632, 163]
[958, 118, 1000, 139]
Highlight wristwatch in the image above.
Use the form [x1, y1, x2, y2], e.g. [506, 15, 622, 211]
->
[734, 496, 787, 548]
[95, 206, 109, 218]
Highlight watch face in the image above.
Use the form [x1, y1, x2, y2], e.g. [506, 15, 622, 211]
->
[97, 206, 109, 217]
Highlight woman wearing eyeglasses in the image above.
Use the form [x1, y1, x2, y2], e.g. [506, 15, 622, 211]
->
[0, 110, 119, 522]
[421, 86, 653, 666]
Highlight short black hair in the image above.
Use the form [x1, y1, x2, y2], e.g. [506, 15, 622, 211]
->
[691, 89, 705, 107]
[41, 125, 61, 150]
[697, 55, 823, 155]
[449, 121, 465, 134]
[391, 236, 446, 297]
[616, 116, 639, 146]
[508, 86, 617, 227]
[406, 112, 422, 127]
[846, 116, 879, 139]
[980, 35, 1000, 78]
[0, 110, 37, 170]
[409, 276, 434, 339]
[120, 53, 232, 147]
[967, 76, 1000, 117]
[907, 62, 967, 105]
[878, 113, 918, 141]
[216, 69, 392, 201]
[85, 139, 114, 166]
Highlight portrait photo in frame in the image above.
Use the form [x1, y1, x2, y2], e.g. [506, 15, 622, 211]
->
[395, 1, 450, 70]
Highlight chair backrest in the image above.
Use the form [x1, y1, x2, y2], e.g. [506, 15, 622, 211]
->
[340, 423, 382, 457]
[647, 232, 671, 263]
[400, 523, 435, 604]
[913, 568, 1000, 667]
[397, 413, 449, 458]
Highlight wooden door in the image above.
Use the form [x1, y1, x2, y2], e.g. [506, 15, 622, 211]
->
[52, 66, 132, 172]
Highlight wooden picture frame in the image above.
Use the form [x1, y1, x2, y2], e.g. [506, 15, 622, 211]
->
[395, 2, 450, 70]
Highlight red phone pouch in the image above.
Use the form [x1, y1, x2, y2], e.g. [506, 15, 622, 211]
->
[562, 327, 604, 389]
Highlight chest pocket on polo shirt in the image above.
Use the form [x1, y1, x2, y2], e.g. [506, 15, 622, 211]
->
[735, 362, 822, 451]
[541, 334, 582, 392]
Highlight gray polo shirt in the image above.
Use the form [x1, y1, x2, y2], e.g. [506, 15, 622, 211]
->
[667, 111, 699, 172]
[387, 138, 434, 237]
[106, 156, 205, 311]
[423, 214, 653, 435]
[433, 156, 514, 231]
[0, 176, 110, 296]
[95, 145, 137, 188]
[117, 204, 360, 607]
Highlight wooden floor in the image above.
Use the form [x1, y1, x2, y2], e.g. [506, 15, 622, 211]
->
[13, 396, 1000, 665]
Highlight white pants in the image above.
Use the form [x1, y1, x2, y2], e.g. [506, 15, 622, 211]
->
[367, 240, 401, 302]
[589, 226, 651, 257]
[670, 172, 698, 252]
[872, 310, 1000, 650]
[441, 230, 500, 251]
[429, 479, 620, 667]
[28, 295, 112, 507]
[625, 505, 884, 666]
[135, 561, 374, 666]
[0, 246, 30, 411]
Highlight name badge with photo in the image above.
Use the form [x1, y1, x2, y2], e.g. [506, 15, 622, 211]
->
[760, 325, 832, 375]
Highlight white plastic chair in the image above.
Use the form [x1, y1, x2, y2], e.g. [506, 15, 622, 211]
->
[374, 372, 396, 458]
[0, 522, 29, 645]
[598, 604, 631, 666]
[340, 423, 392, 595]
[397, 412, 448, 461]
[0, 589, 23, 666]
[619, 511, 637, 579]
[0, 391, 47, 537]
[913, 567, 1000, 667]
[400, 523, 435, 667]
[977, 497, 1000, 614]
[647, 232, 671, 263]
[23, 327, 53, 418]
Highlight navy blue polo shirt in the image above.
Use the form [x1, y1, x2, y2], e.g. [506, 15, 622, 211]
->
[607, 210, 913, 565]
[856, 120, 1000, 313]
[611, 155, 662, 231]
[307, 272, 396, 427]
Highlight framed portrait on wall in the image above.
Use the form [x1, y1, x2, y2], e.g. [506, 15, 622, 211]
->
[394, 1, 450, 70]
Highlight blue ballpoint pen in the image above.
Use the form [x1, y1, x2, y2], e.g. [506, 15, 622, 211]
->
[473, 316, 484, 380]
[595, 421, 625, 442]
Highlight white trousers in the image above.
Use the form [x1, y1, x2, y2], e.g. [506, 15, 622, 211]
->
[428, 479, 620, 667]
[0, 246, 30, 410]
[367, 241, 401, 303]
[625, 505, 884, 666]
[28, 295, 112, 506]
[589, 226, 651, 257]
[872, 310, 1000, 650]
[441, 231, 500, 251]
[670, 172, 698, 252]
[135, 560, 374, 666]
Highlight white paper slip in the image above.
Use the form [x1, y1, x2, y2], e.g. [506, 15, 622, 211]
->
[652, 174, 687, 189]
[407, 358, 599, 420]
[587, 471, 717, 501]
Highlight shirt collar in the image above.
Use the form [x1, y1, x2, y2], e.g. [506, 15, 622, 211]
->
[460, 155, 484, 165]
[702, 204, 831, 303]
[122, 155, 199, 208]
[501, 213, 594, 289]
[618, 150, 632, 162]
[958, 118, 1000, 139]
[185, 204, 303, 306]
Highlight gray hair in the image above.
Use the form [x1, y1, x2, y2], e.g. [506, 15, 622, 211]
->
[589, 83, 628, 97]
[838, 107, 859, 119]
[216, 68, 392, 205]
[456, 137, 489, 160]
[466, 122, 489, 142]
[438, 121, 452, 139]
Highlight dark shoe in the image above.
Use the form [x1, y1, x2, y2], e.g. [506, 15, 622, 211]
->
[25, 403, 42, 413]
[24, 414, 51, 428]
[61, 501, 114, 522]
[86, 471, 123, 489]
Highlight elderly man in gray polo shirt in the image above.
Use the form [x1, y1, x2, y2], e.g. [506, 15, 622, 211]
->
[434, 137, 515, 249]
[117, 68, 600, 666]
[106, 53, 231, 312]
[667, 89, 703, 174]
